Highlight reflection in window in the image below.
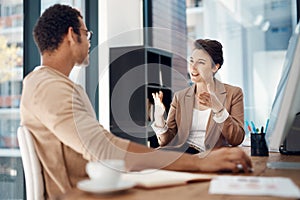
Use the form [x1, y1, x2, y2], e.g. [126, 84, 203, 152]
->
[0, 0, 23, 148]
[0, 0, 23, 199]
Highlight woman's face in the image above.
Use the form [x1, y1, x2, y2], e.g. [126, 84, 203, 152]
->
[189, 49, 217, 83]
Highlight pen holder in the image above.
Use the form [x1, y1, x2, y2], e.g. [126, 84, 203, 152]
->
[251, 133, 269, 156]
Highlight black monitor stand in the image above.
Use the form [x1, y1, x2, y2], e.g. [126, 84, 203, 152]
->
[267, 113, 300, 169]
[279, 113, 300, 155]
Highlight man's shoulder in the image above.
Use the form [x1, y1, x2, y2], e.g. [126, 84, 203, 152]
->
[24, 67, 71, 89]
[21, 67, 78, 106]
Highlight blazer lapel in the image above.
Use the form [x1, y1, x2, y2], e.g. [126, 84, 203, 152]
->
[179, 84, 195, 143]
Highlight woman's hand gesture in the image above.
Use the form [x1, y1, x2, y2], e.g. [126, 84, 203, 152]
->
[152, 91, 165, 127]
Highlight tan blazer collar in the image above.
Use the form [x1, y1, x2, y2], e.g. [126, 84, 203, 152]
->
[178, 84, 195, 144]
[183, 84, 198, 135]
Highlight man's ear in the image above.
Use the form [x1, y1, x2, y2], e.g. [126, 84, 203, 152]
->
[66, 27, 76, 44]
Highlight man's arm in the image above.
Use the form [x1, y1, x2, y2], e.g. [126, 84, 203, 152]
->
[33, 77, 251, 173]
[125, 142, 252, 173]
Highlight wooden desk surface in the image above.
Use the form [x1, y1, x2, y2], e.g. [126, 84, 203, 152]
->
[58, 149, 300, 200]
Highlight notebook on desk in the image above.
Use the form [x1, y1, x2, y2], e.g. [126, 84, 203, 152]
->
[122, 169, 215, 189]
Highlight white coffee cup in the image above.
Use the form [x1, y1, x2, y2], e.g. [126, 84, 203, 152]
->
[86, 160, 125, 187]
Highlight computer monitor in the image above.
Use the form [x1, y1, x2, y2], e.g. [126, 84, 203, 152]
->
[267, 23, 300, 153]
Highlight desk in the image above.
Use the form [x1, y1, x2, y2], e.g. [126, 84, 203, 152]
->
[58, 149, 300, 200]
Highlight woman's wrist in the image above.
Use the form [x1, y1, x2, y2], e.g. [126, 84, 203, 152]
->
[151, 122, 168, 135]
[154, 121, 165, 128]
[213, 107, 224, 115]
[154, 114, 165, 127]
[213, 108, 229, 123]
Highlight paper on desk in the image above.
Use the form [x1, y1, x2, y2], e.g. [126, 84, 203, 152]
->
[209, 176, 300, 198]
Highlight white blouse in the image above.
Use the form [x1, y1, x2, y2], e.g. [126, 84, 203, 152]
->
[186, 108, 211, 151]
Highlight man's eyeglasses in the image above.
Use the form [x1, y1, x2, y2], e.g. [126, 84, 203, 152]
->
[80, 29, 93, 40]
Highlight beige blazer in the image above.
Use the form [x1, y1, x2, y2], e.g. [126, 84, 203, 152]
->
[157, 79, 245, 151]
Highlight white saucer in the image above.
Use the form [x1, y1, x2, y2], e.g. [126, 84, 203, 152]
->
[77, 179, 136, 194]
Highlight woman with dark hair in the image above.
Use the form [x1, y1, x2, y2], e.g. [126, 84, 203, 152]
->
[152, 39, 245, 154]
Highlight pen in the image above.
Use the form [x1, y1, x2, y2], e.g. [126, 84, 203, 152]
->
[251, 121, 257, 133]
[245, 121, 252, 132]
[261, 126, 264, 134]
[265, 119, 270, 133]
[256, 128, 260, 134]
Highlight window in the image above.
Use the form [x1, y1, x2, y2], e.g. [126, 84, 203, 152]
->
[0, 0, 24, 198]
[186, 0, 297, 137]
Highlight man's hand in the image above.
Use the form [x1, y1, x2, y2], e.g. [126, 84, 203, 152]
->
[195, 147, 253, 173]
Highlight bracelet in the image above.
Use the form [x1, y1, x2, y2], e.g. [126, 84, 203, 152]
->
[213, 107, 224, 115]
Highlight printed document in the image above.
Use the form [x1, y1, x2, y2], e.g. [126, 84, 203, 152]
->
[209, 176, 300, 198]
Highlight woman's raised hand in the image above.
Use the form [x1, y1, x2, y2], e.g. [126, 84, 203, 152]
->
[152, 91, 165, 127]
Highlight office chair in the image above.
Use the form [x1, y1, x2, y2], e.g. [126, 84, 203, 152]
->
[17, 126, 44, 200]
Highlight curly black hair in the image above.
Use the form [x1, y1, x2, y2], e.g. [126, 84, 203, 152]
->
[194, 39, 224, 69]
[33, 4, 83, 54]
